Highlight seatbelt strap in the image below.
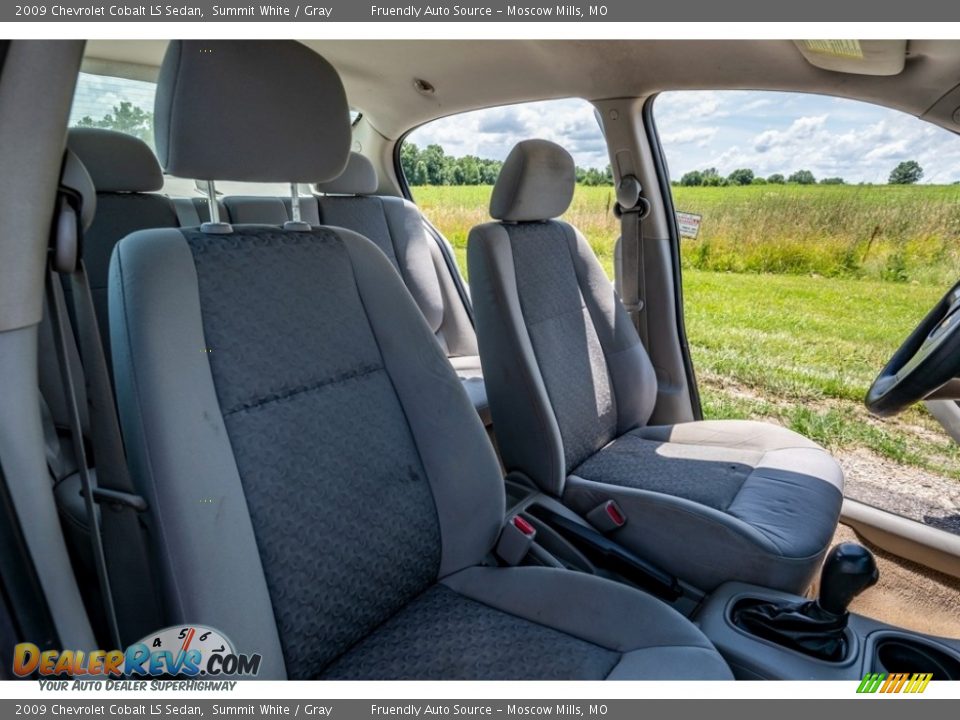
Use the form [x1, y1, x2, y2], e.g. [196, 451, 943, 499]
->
[68, 261, 161, 647]
[615, 176, 651, 348]
[38, 393, 70, 484]
[50, 179, 162, 648]
[172, 197, 202, 227]
[45, 259, 121, 649]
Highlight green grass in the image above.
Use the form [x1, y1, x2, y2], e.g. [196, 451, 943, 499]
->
[411, 183, 960, 479]
[672, 184, 960, 285]
[414, 184, 618, 274]
[684, 271, 960, 477]
[414, 183, 960, 284]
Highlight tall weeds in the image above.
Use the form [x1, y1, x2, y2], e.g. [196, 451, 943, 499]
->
[413, 183, 960, 285]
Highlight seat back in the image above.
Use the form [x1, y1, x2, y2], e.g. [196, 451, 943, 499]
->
[66, 128, 179, 348]
[468, 139, 658, 496]
[223, 152, 477, 359]
[111, 40, 503, 679]
[223, 194, 321, 225]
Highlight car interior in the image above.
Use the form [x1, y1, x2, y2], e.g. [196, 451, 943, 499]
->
[2, 38, 960, 681]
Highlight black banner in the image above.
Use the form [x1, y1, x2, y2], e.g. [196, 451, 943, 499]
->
[6, 0, 960, 22]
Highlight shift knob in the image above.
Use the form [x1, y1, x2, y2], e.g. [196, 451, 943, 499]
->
[818, 543, 879, 616]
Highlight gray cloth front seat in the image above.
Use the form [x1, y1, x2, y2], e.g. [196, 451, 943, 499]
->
[109, 40, 732, 680]
[467, 139, 844, 594]
[222, 153, 488, 424]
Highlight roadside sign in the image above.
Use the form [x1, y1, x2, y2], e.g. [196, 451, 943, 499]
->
[677, 211, 702, 239]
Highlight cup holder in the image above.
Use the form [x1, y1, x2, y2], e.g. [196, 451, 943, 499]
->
[873, 637, 960, 680]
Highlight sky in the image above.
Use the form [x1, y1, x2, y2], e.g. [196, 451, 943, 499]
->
[70, 72, 156, 127]
[409, 90, 960, 185]
[71, 70, 960, 185]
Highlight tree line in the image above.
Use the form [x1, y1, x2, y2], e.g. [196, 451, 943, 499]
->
[75, 101, 154, 145]
[400, 142, 613, 187]
[677, 161, 925, 187]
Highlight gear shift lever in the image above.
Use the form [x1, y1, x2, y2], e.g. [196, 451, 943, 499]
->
[818, 543, 879, 615]
[733, 543, 878, 661]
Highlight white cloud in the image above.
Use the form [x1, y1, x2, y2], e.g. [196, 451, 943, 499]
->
[753, 115, 828, 153]
[657, 91, 960, 184]
[655, 90, 726, 122]
[661, 126, 718, 146]
[739, 97, 776, 113]
[408, 98, 610, 169]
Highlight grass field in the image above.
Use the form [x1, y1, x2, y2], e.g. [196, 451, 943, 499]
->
[412, 183, 960, 481]
[414, 183, 960, 285]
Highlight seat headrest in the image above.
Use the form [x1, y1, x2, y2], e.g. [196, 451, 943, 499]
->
[155, 40, 350, 183]
[61, 149, 96, 233]
[67, 128, 164, 193]
[316, 152, 378, 195]
[490, 139, 576, 222]
[52, 150, 97, 273]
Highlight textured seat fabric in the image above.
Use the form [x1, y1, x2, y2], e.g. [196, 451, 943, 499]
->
[109, 40, 731, 681]
[222, 152, 489, 424]
[567, 421, 843, 592]
[467, 139, 844, 593]
[321, 584, 622, 680]
[322, 567, 731, 680]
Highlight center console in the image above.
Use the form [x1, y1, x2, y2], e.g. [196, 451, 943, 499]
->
[695, 544, 960, 680]
[505, 478, 960, 681]
[504, 478, 704, 616]
[696, 580, 960, 680]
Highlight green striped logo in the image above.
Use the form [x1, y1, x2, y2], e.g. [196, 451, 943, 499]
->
[857, 672, 933, 694]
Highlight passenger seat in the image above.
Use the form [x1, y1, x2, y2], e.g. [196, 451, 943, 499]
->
[468, 139, 844, 594]
[224, 153, 489, 424]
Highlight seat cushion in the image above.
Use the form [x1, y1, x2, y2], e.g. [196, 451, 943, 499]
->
[322, 567, 732, 680]
[564, 420, 844, 593]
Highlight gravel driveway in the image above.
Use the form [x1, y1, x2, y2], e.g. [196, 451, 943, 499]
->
[839, 448, 960, 534]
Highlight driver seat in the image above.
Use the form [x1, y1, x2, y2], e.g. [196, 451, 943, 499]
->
[467, 139, 844, 594]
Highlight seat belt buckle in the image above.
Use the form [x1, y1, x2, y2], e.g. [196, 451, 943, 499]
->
[496, 514, 537, 566]
[586, 500, 627, 533]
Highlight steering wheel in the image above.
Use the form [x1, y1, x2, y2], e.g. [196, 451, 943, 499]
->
[866, 280, 960, 417]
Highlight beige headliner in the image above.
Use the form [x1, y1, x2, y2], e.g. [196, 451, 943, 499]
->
[84, 40, 960, 139]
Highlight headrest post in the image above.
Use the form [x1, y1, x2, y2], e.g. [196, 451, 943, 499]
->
[284, 182, 312, 231]
[199, 180, 233, 235]
[290, 182, 302, 222]
[205, 180, 220, 224]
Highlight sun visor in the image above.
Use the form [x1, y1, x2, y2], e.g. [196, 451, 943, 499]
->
[794, 40, 908, 76]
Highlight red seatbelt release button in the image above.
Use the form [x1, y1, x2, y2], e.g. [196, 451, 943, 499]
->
[587, 500, 627, 532]
[513, 515, 536, 536]
[496, 514, 537, 566]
